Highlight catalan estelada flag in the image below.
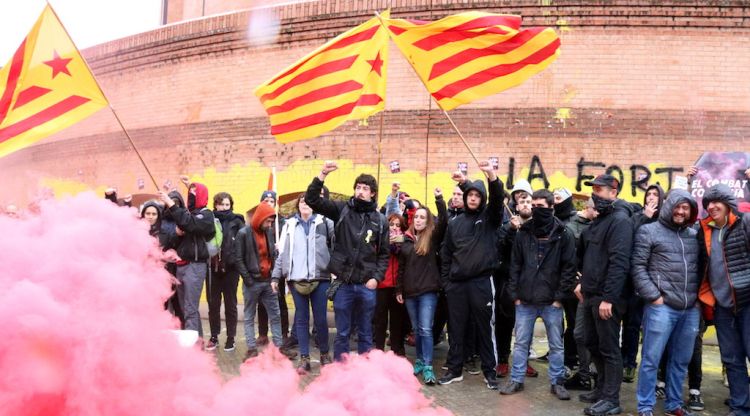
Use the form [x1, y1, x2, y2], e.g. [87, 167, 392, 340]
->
[255, 12, 389, 143]
[384, 12, 560, 111]
[0, 5, 109, 159]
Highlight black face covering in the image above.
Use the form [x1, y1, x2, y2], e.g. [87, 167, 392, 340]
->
[187, 193, 196, 211]
[591, 194, 614, 216]
[531, 207, 555, 237]
[554, 196, 575, 220]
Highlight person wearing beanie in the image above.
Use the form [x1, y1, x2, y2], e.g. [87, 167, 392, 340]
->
[698, 184, 750, 416]
[159, 182, 216, 347]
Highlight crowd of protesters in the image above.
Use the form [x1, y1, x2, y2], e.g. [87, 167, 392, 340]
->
[23, 160, 746, 416]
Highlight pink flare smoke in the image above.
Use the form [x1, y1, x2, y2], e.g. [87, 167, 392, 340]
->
[0, 193, 451, 416]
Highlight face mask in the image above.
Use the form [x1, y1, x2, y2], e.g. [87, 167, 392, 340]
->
[591, 194, 614, 216]
[188, 193, 196, 211]
[531, 207, 555, 237]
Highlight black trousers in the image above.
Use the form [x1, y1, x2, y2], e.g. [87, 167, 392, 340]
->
[446, 277, 497, 376]
[258, 277, 289, 338]
[373, 287, 407, 355]
[562, 297, 580, 368]
[433, 291, 449, 345]
[583, 298, 624, 404]
[207, 267, 240, 339]
[495, 277, 515, 364]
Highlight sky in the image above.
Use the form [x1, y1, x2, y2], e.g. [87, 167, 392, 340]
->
[0, 0, 162, 62]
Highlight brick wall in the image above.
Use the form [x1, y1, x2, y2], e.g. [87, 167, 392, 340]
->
[2, 1, 749, 209]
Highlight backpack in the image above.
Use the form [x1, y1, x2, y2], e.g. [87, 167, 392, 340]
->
[205, 212, 223, 258]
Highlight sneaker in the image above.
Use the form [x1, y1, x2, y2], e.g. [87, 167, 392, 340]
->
[244, 348, 259, 361]
[496, 363, 509, 378]
[655, 384, 666, 400]
[205, 336, 218, 351]
[565, 372, 593, 391]
[665, 406, 694, 416]
[464, 358, 481, 375]
[279, 346, 297, 360]
[319, 353, 332, 367]
[623, 367, 636, 383]
[438, 370, 464, 385]
[687, 391, 704, 411]
[440, 363, 449, 371]
[256, 335, 269, 346]
[413, 359, 426, 376]
[406, 332, 416, 347]
[551, 383, 571, 400]
[422, 365, 437, 385]
[528, 347, 539, 359]
[484, 372, 499, 390]
[584, 400, 621, 416]
[296, 355, 311, 374]
[499, 381, 524, 395]
[526, 363, 539, 378]
[537, 351, 550, 362]
[224, 337, 235, 352]
[579, 390, 601, 404]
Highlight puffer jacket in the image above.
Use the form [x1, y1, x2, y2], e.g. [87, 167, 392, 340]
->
[305, 177, 389, 284]
[271, 214, 333, 282]
[631, 190, 700, 310]
[698, 184, 750, 313]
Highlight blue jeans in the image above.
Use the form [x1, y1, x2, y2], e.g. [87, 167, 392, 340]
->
[511, 303, 564, 384]
[333, 283, 376, 361]
[289, 280, 330, 356]
[405, 292, 438, 366]
[243, 281, 282, 348]
[715, 305, 750, 416]
[636, 304, 699, 413]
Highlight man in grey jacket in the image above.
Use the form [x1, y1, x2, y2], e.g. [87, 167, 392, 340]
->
[631, 190, 700, 416]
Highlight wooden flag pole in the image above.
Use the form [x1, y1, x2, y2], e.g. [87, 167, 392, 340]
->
[374, 11, 481, 168]
[376, 111, 384, 186]
[46, 2, 159, 190]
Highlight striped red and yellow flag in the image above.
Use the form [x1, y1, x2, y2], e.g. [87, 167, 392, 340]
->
[384, 12, 560, 111]
[254, 12, 389, 143]
[0, 5, 108, 159]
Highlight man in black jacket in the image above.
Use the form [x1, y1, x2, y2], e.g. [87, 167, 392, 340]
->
[632, 189, 700, 416]
[305, 161, 389, 362]
[500, 189, 576, 400]
[577, 174, 633, 416]
[438, 160, 504, 390]
[159, 183, 215, 345]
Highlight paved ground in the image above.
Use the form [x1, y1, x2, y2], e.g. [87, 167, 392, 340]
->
[201, 316, 730, 416]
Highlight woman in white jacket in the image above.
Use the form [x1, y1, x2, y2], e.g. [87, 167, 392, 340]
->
[272, 194, 334, 373]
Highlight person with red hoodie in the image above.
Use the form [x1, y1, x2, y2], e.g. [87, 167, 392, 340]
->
[159, 183, 216, 345]
[235, 202, 295, 360]
[373, 214, 409, 356]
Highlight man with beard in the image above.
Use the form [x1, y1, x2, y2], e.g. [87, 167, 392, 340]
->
[499, 189, 576, 400]
[578, 174, 633, 416]
[632, 190, 700, 416]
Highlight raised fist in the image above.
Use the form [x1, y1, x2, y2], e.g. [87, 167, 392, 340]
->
[321, 161, 338, 175]
[451, 170, 467, 184]
[434, 187, 442, 198]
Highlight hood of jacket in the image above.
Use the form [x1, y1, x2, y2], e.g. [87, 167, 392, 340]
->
[462, 179, 487, 214]
[702, 183, 738, 213]
[252, 202, 276, 232]
[643, 184, 665, 209]
[190, 182, 209, 210]
[613, 198, 636, 217]
[658, 189, 698, 229]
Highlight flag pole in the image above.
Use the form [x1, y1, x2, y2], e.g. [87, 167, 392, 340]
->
[272, 166, 279, 241]
[374, 11, 481, 168]
[376, 111, 384, 188]
[46, 2, 159, 190]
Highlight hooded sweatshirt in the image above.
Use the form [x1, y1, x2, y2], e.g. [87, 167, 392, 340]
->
[631, 184, 665, 230]
[508, 179, 533, 213]
[166, 182, 215, 263]
[441, 177, 505, 283]
[698, 184, 750, 312]
[252, 203, 276, 278]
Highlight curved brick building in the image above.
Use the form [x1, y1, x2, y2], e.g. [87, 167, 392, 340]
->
[2, 0, 749, 211]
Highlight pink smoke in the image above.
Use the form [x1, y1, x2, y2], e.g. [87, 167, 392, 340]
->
[0, 193, 450, 416]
